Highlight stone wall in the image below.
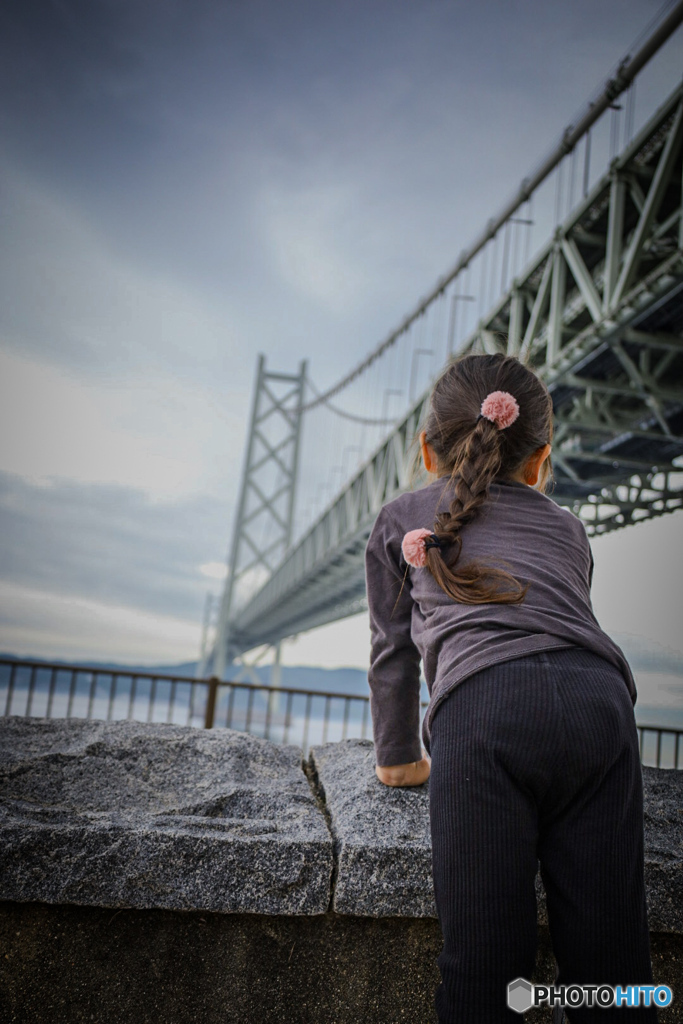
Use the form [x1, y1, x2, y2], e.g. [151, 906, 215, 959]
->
[0, 717, 681, 1023]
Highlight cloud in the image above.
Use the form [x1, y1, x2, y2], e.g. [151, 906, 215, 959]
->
[590, 511, 683, 661]
[199, 562, 228, 581]
[0, 345, 247, 500]
[260, 179, 370, 313]
[280, 612, 371, 670]
[0, 581, 201, 665]
[0, 165, 241, 379]
[2, 0, 668, 388]
[0, 471, 230, 621]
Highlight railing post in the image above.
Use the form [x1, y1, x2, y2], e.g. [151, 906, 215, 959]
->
[204, 676, 219, 730]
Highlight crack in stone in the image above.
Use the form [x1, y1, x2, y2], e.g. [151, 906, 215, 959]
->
[300, 752, 338, 913]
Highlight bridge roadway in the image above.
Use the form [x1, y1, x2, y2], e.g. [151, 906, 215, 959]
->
[223, 81, 683, 662]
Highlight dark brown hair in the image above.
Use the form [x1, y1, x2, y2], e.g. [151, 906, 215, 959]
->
[421, 351, 554, 604]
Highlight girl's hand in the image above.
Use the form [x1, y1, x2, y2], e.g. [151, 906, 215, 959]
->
[375, 754, 431, 787]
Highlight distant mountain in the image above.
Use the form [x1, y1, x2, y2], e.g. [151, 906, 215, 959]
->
[1, 630, 680, 698]
[611, 634, 682, 675]
[0, 652, 200, 678]
[0, 652, 374, 697]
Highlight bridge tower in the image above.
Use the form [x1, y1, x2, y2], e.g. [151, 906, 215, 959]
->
[201, 354, 307, 679]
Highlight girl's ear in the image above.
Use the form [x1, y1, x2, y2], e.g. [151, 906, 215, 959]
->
[420, 430, 437, 474]
[524, 443, 552, 485]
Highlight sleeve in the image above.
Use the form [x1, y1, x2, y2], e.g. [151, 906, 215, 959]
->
[364, 505, 423, 768]
[587, 544, 595, 590]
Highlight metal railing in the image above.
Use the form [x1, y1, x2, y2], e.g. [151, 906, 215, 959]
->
[0, 658, 379, 757]
[1, 658, 681, 767]
[637, 724, 683, 771]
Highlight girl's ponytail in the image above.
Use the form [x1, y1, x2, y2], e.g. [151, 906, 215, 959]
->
[419, 351, 554, 605]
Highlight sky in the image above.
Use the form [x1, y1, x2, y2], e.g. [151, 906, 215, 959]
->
[0, 0, 682, 682]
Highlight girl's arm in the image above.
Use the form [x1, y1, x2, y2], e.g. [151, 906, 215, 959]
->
[365, 506, 427, 780]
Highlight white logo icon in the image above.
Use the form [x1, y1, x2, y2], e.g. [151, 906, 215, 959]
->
[507, 977, 534, 1013]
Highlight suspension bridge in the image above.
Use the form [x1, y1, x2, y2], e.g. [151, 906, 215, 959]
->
[199, 2, 683, 681]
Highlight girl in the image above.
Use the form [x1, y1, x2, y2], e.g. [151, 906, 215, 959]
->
[364, 352, 656, 1023]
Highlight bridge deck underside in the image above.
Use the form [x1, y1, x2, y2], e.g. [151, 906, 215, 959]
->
[549, 282, 683, 499]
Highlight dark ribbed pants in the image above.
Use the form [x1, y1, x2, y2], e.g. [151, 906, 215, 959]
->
[428, 646, 656, 1023]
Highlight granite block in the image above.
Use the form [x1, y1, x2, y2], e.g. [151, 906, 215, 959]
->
[642, 764, 683, 932]
[308, 738, 434, 916]
[0, 717, 333, 915]
[309, 739, 683, 931]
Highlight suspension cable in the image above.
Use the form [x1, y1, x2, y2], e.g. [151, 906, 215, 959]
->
[304, 375, 400, 425]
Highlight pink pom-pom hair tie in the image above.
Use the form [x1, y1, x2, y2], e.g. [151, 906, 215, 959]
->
[401, 528, 444, 568]
[477, 390, 520, 429]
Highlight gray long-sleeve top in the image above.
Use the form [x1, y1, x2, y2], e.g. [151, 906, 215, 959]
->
[364, 474, 637, 768]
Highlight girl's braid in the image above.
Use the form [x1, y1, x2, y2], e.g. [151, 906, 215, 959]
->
[434, 420, 502, 544]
